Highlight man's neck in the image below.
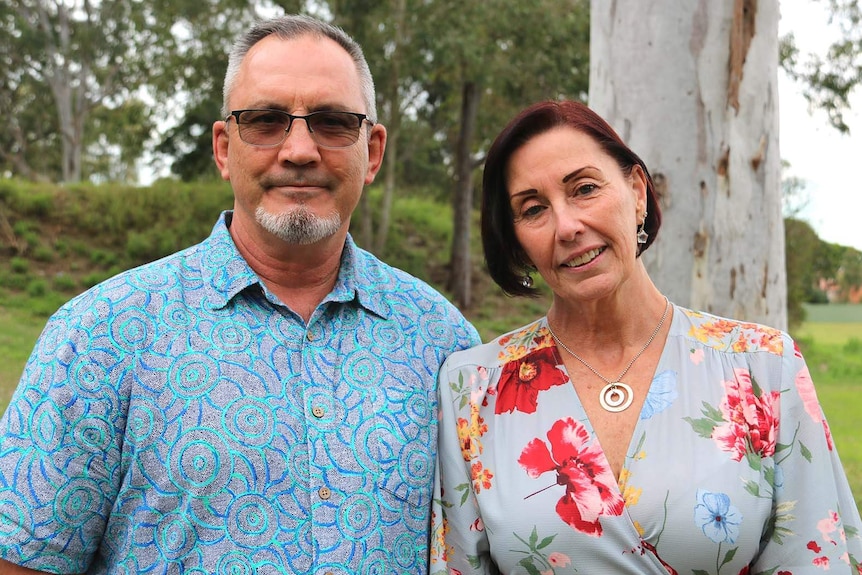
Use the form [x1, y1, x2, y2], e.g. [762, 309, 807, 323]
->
[229, 215, 346, 322]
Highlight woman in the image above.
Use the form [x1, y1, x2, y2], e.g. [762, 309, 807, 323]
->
[430, 100, 862, 574]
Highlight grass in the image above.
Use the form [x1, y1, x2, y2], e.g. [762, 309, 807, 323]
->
[790, 304, 862, 512]
[0, 304, 47, 409]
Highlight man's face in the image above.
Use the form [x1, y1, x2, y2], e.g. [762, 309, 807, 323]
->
[213, 34, 385, 248]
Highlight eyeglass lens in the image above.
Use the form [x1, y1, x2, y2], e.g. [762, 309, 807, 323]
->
[234, 110, 364, 148]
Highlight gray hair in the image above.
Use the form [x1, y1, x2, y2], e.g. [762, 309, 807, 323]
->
[221, 14, 377, 123]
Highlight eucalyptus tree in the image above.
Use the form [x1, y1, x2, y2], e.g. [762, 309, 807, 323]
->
[0, 0, 163, 182]
[781, 0, 862, 134]
[590, 0, 787, 328]
[148, 0, 303, 182]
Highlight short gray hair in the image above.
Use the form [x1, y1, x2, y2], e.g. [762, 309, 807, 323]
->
[221, 14, 377, 123]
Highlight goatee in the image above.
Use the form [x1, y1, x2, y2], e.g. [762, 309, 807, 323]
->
[255, 206, 341, 245]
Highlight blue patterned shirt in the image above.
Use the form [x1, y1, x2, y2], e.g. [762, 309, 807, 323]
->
[0, 211, 480, 575]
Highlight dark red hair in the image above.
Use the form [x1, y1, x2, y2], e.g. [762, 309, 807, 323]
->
[481, 100, 662, 297]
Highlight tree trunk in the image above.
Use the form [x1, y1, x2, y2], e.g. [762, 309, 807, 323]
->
[449, 81, 481, 310]
[589, 0, 787, 329]
[373, 0, 407, 256]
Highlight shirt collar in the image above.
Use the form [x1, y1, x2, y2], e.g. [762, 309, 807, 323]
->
[201, 211, 390, 319]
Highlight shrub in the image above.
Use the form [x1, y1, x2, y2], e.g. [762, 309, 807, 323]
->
[32, 245, 54, 263]
[52, 273, 77, 292]
[26, 279, 48, 297]
[10, 258, 28, 274]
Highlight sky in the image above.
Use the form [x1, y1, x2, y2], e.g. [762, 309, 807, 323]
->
[778, 2, 862, 251]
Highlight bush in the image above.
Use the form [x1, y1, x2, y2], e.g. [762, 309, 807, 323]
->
[26, 279, 48, 297]
[32, 245, 54, 263]
[0, 273, 29, 291]
[52, 273, 77, 292]
[9, 258, 28, 274]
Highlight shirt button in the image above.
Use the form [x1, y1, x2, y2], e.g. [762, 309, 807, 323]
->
[318, 486, 331, 500]
[312, 406, 325, 418]
[306, 331, 314, 341]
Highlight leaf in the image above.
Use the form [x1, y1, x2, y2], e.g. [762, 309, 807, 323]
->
[683, 416, 717, 439]
[518, 557, 542, 575]
[799, 440, 813, 462]
[701, 401, 724, 421]
[536, 534, 556, 550]
[745, 450, 762, 471]
[720, 546, 738, 566]
[743, 479, 760, 497]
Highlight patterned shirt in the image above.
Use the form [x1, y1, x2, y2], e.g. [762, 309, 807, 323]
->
[431, 304, 862, 574]
[0, 211, 481, 574]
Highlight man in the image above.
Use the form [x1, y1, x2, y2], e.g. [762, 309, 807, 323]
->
[0, 15, 480, 574]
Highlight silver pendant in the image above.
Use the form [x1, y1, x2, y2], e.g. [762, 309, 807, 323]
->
[599, 382, 633, 412]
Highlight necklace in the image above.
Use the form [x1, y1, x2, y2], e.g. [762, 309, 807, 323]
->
[547, 297, 670, 413]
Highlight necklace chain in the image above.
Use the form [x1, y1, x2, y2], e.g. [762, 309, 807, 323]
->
[547, 296, 670, 386]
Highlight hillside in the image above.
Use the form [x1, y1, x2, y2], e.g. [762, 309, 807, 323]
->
[0, 179, 550, 341]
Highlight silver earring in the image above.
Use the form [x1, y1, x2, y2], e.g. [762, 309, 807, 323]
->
[637, 209, 648, 244]
[521, 274, 534, 288]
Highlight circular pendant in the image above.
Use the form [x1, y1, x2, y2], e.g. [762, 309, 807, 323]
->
[599, 382, 633, 412]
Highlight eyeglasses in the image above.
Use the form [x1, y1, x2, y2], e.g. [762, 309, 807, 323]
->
[225, 109, 372, 149]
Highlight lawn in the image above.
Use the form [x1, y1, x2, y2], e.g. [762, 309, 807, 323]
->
[0, 304, 45, 410]
[792, 303, 862, 511]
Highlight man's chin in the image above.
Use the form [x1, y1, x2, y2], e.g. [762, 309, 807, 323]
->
[255, 206, 342, 245]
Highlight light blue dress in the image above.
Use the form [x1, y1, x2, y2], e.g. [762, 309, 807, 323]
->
[432, 304, 862, 574]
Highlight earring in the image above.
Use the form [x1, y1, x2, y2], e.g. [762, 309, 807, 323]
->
[521, 274, 534, 288]
[637, 209, 648, 245]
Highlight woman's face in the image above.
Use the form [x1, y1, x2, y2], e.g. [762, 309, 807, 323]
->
[506, 126, 647, 303]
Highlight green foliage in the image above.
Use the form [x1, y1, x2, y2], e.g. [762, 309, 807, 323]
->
[26, 279, 48, 298]
[0, 179, 234, 297]
[9, 258, 29, 274]
[784, 217, 820, 327]
[780, 0, 862, 134]
[52, 273, 77, 292]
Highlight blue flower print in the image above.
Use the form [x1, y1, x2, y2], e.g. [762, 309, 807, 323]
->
[640, 370, 677, 420]
[694, 489, 742, 544]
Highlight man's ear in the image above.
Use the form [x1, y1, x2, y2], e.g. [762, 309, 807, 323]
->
[213, 120, 231, 181]
[364, 123, 387, 185]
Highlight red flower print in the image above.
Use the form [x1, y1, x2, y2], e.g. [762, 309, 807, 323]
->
[496, 347, 569, 414]
[711, 369, 779, 462]
[809, 540, 823, 553]
[518, 418, 624, 536]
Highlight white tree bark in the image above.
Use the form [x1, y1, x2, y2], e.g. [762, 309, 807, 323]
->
[589, 0, 787, 329]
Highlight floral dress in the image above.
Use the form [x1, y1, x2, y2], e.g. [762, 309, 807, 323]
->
[431, 303, 862, 575]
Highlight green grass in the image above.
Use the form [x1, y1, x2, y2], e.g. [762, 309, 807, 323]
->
[790, 313, 862, 512]
[0, 304, 46, 409]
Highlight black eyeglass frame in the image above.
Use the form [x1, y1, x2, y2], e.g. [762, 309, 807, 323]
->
[225, 109, 373, 149]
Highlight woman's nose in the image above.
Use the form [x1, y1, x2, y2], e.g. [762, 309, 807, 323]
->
[554, 205, 584, 242]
